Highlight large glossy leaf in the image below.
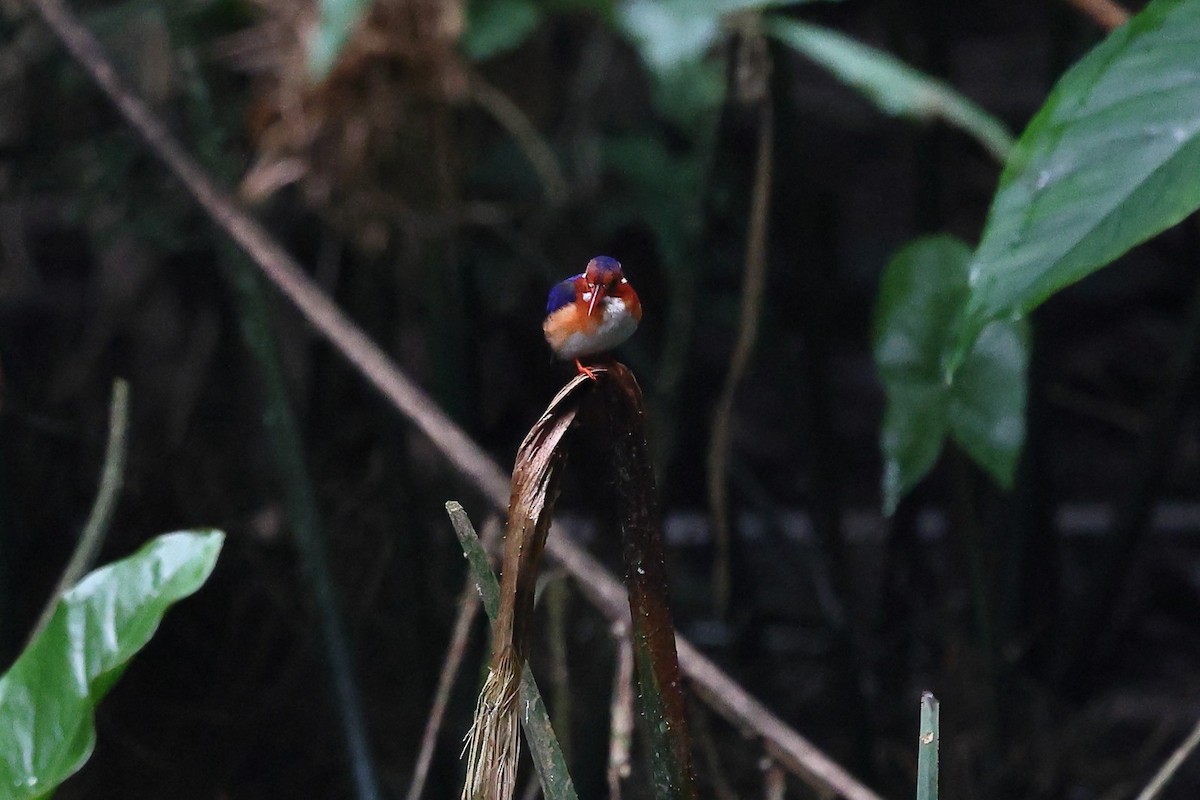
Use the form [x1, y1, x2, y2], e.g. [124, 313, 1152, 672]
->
[0, 531, 224, 799]
[949, 0, 1200, 371]
[767, 18, 1014, 161]
[876, 237, 1028, 513]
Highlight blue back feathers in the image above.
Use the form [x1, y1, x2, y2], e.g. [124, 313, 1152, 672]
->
[546, 275, 582, 315]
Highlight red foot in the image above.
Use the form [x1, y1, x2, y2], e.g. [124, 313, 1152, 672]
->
[574, 359, 599, 381]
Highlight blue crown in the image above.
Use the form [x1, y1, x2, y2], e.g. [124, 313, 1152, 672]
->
[590, 255, 621, 272]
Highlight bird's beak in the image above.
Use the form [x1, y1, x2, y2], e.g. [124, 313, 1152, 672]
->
[588, 283, 606, 316]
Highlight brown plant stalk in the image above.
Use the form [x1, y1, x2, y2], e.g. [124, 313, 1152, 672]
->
[462, 375, 589, 800]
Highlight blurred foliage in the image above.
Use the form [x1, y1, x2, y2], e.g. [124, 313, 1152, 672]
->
[308, 0, 375, 78]
[461, 0, 542, 60]
[766, 17, 1014, 161]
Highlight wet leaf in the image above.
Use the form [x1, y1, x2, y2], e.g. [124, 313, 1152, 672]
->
[948, 0, 1200, 370]
[875, 236, 1028, 513]
[0, 531, 224, 799]
[767, 17, 1013, 161]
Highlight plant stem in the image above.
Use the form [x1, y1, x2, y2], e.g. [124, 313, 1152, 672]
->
[707, 29, 773, 619]
[30, 378, 129, 642]
[223, 257, 382, 800]
[599, 364, 697, 799]
[446, 502, 580, 800]
[916, 692, 939, 800]
[1135, 715, 1200, 800]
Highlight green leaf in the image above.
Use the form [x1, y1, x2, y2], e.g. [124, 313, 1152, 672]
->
[916, 692, 939, 800]
[948, 0, 1200, 372]
[614, 0, 832, 133]
[0, 531, 224, 799]
[875, 236, 1028, 513]
[947, 320, 1028, 484]
[617, 0, 828, 73]
[463, 0, 543, 61]
[617, 0, 719, 73]
[306, 0, 375, 79]
[766, 17, 1014, 162]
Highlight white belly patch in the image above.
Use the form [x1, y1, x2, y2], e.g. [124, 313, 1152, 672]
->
[556, 297, 639, 360]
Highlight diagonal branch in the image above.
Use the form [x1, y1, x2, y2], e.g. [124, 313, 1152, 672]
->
[1064, 0, 1130, 30]
[25, 3, 883, 798]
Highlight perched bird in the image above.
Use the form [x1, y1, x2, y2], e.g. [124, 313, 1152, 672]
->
[543, 256, 642, 379]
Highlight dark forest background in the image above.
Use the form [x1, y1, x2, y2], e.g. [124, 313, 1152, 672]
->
[2, 0, 1200, 797]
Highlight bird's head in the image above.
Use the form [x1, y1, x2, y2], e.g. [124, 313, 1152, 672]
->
[583, 256, 625, 316]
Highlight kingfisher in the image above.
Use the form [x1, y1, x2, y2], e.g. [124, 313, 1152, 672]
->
[543, 256, 642, 379]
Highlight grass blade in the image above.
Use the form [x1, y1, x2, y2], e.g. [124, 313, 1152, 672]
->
[916, 692, 939, 800]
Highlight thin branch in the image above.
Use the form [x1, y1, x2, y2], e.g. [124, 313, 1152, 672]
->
[1135, 716, 1200, 800]
[30, 378, 129, 641]
[606, 622, 634, 800]
[1064, 0, 1131, 30]
[764, 761, 786, 800]
[406, 515, 501, 800]
[407, 582, 481, 800]
[707, 30, 774, 617]
[689, 703, 738, 800]
[224, 254, 383, 800]
[469, 74, 568, 206]
[26, 5, 883, 798]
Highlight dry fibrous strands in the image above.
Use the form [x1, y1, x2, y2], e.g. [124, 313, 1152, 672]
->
[462, 374, 590, 800]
